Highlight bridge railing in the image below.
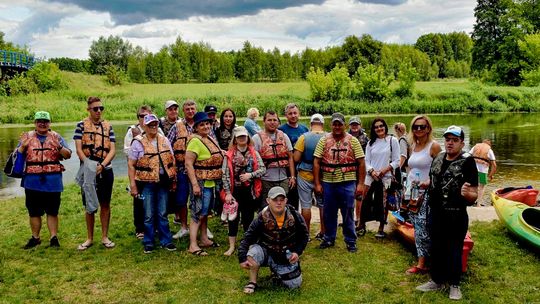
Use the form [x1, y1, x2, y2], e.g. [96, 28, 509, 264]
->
[0, 50, 35, 70]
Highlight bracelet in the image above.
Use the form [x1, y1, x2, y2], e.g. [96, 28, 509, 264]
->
[288, 176, 296, 180]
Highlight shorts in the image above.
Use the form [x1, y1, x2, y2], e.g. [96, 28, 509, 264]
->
[82, 168, 114, 206]
[25, 189, 61, 217]
[297, 175, 323, 209]
[189, 181, 214, 222]
[478, 172, 488, 185]
[247, 244, 302, 289]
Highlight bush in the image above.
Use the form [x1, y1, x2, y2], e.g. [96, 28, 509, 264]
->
[521, 68, 540, 87]
[394, 62, 418, 98]
[27, 61, 67, 92]
[306, 67, 332, 101]
[328, 66, 354, 100]
[352, 64, 393, 102]
[105, 64, 126, 86]
[6, 73, 39, 95]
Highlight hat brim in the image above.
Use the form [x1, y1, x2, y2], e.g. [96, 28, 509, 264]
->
[443, 131, 462, 137]
[194, 118, 213, 126]
[331, 119, 345, 124]
[235, 132, 249, 137]
[269, 194, 286, 199]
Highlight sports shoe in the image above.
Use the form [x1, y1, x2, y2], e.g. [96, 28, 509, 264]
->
[346, 243, 358, 253]
[375, 231, 386, 239]
[319, 241, 335, 249]
[172, 227, 189, 239]
[314, 232, 324, 241]
[143, 246, 154, 254]
[449, 285, 462, 300]
[49, 236, 60, 248]
[162, 243, 177, 251]
[23, 236, 41, 249]
[207, 228, 214, 239]
[416, 280, 444, 292]
[173, 218, 182, 225]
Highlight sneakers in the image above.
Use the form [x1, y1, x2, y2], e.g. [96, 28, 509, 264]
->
[23, 236, 41, 249]
[346, 243, 358, 253]
[319, 241, 335, 249]
[416, 280, 444, 292]
[207, 228, 214, 239]
[172, 227, 189, 239]
[314, 232, 324, 241]
[375, 231, 386, 239]
[162, 243, 177, 251]
[449, 285, 462, 300]
[49, 236, 60, 248]
[144, 246, 154, 254]
[173, 218, 182, 225]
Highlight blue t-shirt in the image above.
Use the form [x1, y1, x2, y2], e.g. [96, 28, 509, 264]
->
[19, 134, 69, 192]
[278, 123, 309, 146]
[244, 118, 261, 137]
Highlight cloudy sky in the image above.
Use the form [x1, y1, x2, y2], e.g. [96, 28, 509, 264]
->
[0, 0, 476, 59]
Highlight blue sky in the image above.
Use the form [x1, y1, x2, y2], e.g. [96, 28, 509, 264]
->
[0, 0, 476, 59]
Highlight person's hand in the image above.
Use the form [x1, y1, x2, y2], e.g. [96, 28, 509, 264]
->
[488, 175, 494, 181]
[371, 170, 380, 181]
[130, 184, 138, 198]
[355, 183, 365, 197]
[288, 177, 296, 188]
[192, 184, 201, 196]
[240, 260, 252, 269]
[419, 180, 430, 190]
[314, 183, 323, 195]
[18, 137, 32, 153]
[288, 252, 299, 264]
[239, 173, 251, 183]
[225, 193, 234, 204]
[96, 163, 103, 175]
[461, 182, 475, 198]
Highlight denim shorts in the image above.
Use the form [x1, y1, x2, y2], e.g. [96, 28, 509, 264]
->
[247, 244, 302, 289]
[297, 175, 323, 209]
[189, 182, 214, 222]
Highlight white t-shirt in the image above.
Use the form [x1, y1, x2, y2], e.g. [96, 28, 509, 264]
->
[364, 136, 400, 186]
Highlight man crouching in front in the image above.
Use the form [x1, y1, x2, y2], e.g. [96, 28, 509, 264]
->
[238, 186, 309, 294]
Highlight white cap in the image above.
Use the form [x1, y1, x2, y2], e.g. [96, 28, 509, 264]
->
[164, 100, 178, 110]
[310, 114, 324, 124]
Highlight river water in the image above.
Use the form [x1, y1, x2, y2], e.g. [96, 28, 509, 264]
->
[1, 113, 539, 202]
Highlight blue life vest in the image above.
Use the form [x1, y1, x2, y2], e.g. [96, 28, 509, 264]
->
[297, 132, 325, 172]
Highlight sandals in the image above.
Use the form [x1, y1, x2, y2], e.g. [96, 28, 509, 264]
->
[135, 233, 144, 240]
[77, 242, 93, 251]
[406, 266, 429, 275]
[243, 282, 257, 294]
[200, 241, 220, 248]
[102, 240, 116, 248]
[190, 249, 208, 256]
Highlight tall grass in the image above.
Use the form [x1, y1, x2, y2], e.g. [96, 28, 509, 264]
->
[0, 178, 539, 303]
[1, 73, 539, 124]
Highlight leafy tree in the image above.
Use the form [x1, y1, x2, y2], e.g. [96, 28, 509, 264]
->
[338, 35, 383, 76]
[306, 67, 333, 101]
[169, 36, 192, 82]
[394, 62, 418, 98]
[104, 64, 125, 86]
[381, 44, 432, 80]
[88, 35, 132, 74]
[127, 46, 147, 83]
[27, 62, 67, 92]
[49, 57, 90, 73]
[236, 41, 264, 82]
[353, 64, 393, 102]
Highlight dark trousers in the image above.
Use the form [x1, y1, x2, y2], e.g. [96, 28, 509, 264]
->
[133, 197, 145, 234]
[430, 209, 468, 285]
[228, 186, 257, 237]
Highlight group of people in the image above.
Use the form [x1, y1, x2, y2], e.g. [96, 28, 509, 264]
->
[14, 96, 497, 299]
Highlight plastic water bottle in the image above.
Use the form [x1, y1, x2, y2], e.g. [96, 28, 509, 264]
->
[285, 249, 297, 266]
[411, 172, 421, 201]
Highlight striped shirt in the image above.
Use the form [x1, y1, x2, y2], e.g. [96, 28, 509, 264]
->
[313, 135, 364, 183]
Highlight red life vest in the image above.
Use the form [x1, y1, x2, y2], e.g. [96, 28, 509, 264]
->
[23, 131, 65, 174]
[320, 133, 358, 173]
[258, 130, 289, 168]
[134, 134, 176, 182]
[225, 146, 262, 199]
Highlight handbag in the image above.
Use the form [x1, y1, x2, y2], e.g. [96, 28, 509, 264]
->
[4, 149, 24, 178]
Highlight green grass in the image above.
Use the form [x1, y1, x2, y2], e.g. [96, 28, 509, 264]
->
[1, 178, 539, 303]
[1, 73, 540, 124]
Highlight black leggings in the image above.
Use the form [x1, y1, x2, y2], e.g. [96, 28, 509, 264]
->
[228, 186, 257, 237]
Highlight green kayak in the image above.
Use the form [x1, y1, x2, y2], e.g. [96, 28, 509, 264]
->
[491, 191, 540, 250]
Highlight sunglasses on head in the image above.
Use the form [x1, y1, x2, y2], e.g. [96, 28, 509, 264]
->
[90, 106, 105, 112]
[412, 124, 428, 131]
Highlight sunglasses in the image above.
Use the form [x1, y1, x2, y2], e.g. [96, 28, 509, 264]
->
[90, 106, 105, 112]
[138, 114, 147, 119]
[412, 124, 428, 131]
[374, 124, 385, 129]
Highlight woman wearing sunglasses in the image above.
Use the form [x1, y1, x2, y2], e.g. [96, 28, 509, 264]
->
[360, 118, 400, 238]
[403, 115, 441, 274]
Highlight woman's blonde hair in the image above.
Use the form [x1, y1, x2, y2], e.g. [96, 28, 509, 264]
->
[393, 122, 407, 137]
[408, 115, 434, 147]
[246, 108, 260, 119]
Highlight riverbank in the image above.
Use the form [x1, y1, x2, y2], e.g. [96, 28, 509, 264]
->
[1, 72, 540, 124]
[0, 178, 538, 303]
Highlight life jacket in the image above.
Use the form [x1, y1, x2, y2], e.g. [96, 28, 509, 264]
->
[191, 135, 224, 180]
[349, 129, 369, 152]
[429, 151, 472, 210]
[172, 120, 190, 165]
[297, 131, 325, 172]
[81, 118, 111, 162]
[225, 146, 262, 199]
[258, 130, 289, 168]
[134, 134, 176, 182]
[23, 131, 65, 174]
[320, 133, 357, 173]
[259, 206, 300, 265]
[471, 143, 491, 166]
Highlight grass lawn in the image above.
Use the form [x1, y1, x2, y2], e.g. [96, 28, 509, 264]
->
[1, 178, 539, 303]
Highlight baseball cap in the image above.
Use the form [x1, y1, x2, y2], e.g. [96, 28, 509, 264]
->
[164, 100, 178, 110]
[143, 114, 159, 125]
[34, 111, 51, 121]
[443, 125, 464, 139]
[233, 126, 249, 137]
[349, 116, 361, 125]
[268, 186, 287, 199]
[310, 114, 324, 124]
[204, 105, 218, 114]
[331, 113, 345, 124]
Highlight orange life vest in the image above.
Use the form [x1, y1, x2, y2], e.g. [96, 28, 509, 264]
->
[472, 143, 491, 166]
[23, 131, 65, 174]
[320, 133, 358, 173]
[225, 146, 262, 199]
[172, 120, 190, 165]
[258, 130, 289, 168]
[81, 118, 111, 161]
[191, 135, 224, 180]
[134, 134, 176, 182]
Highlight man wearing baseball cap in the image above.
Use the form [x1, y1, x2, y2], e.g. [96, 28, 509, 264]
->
[416, 125, 478, 300]
[159, 100, 179, 136]
[17, 111, 72, 249]
[313, 113, 366, 253]
[293, 113, 326, 240]
[238, 186, 309, 294]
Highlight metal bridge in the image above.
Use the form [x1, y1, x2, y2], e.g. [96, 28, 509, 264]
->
[0, 50, 36, 79]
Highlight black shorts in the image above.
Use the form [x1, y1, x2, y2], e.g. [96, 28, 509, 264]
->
[25, 189, 61, 217]
[82, 168, 114, 206]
